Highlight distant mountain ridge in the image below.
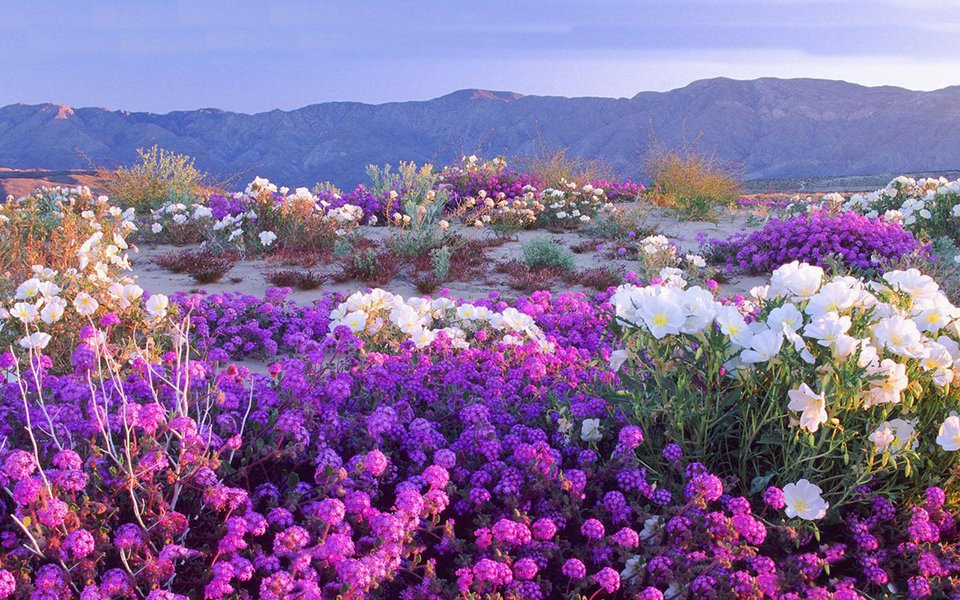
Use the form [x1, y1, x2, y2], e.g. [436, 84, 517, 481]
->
[2, 77, 960, 188]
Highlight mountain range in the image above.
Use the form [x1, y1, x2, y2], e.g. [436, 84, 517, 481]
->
[2, 77, 960, 188]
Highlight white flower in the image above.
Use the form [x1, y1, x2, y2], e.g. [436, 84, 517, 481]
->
[804, 281, 860, 316]
[621, 555, 643, 582]
[769, 261, 823, 299]
[15, 278, 42, 300]
[685, 254, 706, 268]
[740, 329, 784, 364]
[767, 304, 804, 333]
[882, 269, 939, 303]
[937, 415, 960, 451]
[10, 302, 38, 324]
[869, 419, 917, 455]
[40, 298, 66, 324]
[715, 306, 751, 347]
[863, 358, 909, 408]
[342, 310, 368, 333]
[389, 304, 423, 334]
[658, 267, 686, 288]
[871, 316, 923, 358]
[639, 516, 661, 541]
[803, 312, 851, 346]
[580, 418, 602, 442]
[783, 479, 829, 520]
[151, 223, 163, 234]
[73, 293, 99, 317]
[678, 287, 719, 334]
[787, 383, 828, 433]
[145, 294, 169, 318]
[259, 231, 277, 247]
[609, 349, 629, 372]
[915, 297, 957, 333]
[19, 332, 52, 351]
[410, 327, 437, 349]
[636, 294, 685, 339]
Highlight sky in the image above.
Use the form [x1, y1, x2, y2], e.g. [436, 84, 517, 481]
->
[4, 0, 960, 113]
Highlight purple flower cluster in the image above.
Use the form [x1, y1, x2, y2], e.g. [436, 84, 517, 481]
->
[319, 184, 387, 224]
[207, 193, 251, 220]
[1, 286, 959, 598]
[586, 178, 646, 201]
[440, 166, 543, 210]
[702, 211, 923, 273]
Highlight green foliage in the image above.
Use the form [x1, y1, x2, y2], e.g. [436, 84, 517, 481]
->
[430, 246, 451, 281]
[370, 162, 458, 257]
[522, 238, 576, 271]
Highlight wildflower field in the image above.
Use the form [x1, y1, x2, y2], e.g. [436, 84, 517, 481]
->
[3, 155, 960, 599]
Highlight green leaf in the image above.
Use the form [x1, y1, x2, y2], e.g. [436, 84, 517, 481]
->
[749, 473, 775, 496]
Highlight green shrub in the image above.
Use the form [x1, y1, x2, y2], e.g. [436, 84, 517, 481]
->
[522, 238, 576, 271]
[430, 246, 452, 281]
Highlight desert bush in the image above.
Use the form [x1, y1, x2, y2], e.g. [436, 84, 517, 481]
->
[102, 145, 212, 210]
[517, 146, 612, 189]
[643, 138, 741, 219]
[0, 188, 149, 365]
[582, 205, 656, 241]
[0, 187, 135, 291]
[368, 163, 460, 257]
[412, 238, 492, 282]
[147, 178, 364, 257]
[522, 238, 576, 271]
[497, 260, 568, 292]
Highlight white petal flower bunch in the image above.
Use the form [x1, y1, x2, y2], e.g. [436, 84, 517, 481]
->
[537, 181, 616, 230]
[845, 175, 960, 243]
[0, 191, 174, 361]
[610, 260, 960, 517]
[328, 289, 553, 353]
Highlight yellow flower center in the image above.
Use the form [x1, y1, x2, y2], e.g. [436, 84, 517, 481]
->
[652, 313, 670, 328]
[794, 499, 808, 512]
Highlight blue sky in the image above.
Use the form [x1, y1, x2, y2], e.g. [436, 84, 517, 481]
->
[4, 0, 960, 113]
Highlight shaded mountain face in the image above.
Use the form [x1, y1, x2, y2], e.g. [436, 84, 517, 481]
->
[2, 78, 959, 188]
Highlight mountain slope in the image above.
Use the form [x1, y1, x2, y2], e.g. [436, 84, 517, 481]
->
[2, 78, 960, 187]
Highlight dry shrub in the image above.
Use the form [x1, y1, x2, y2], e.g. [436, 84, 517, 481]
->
[266, 269, 327, 290]
[101, 145, 217, 210]
[516, 146, 612, 188]
[643, 137, 741, 219]
[577, 266, 623, 291]
[497, 260, 567, 292]
[334, 247, 400, 285]
[154, 249, 236, 283]
[266, 249, 330, 269]
[414, 274, 441, 295]
[411, 238, 491, 282]
[570, 239, 603, 254]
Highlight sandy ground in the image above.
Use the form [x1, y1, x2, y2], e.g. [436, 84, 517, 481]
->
[131, 204, 767, 304]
